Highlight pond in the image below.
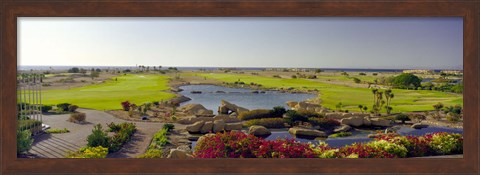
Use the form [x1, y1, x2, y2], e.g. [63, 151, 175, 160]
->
[179, 85, 317, 113]
[191, 125, 463, 149]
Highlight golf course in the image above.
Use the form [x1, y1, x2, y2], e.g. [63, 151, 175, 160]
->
[38, 70, 462, 113]
[40, 74, 176, 110]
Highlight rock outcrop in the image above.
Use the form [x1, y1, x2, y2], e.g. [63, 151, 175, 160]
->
[340, 116, 390, 127]
[212, 120, 226, 133]
[177, 116, 214, 125]
[169, 95, 191, 104]
[218, 100, 249, 114]
[333, 124, 352, 133]
[179, 104, 213, 116]
[248, 125, 271, 136]
[288, 127, 327, 137]
[167, 149, 193, 158]
[213, 115, 241, 123]
[224, 123, 243, 131]
[287, 101, 323, 112]
[186, 121, 205, 133]
[411, 123, 429, 129]
[200, 121, 214, 134]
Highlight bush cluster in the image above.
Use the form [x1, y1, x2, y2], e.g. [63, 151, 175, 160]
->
[46, 128, 70, 134]
[69, 112, 86, 123]
[17, 130, 33, 155]
[18, 119, 42, 131]
[238, 106, 287, 121]
[243, 118, 287, 128]
[86, 123, 137, 153]
[66, 146, 108, 158]
[193, 132, 463, 158]
[308, 118, 340, 130]
[138, 127, 171, 158]
[56, 103, 72, 111]
[40, 105, 52, 113]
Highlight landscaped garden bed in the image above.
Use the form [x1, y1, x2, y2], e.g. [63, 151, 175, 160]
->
[193, 131, 462, 158]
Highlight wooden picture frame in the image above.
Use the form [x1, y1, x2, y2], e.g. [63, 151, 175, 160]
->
[1, 0, 478, 174]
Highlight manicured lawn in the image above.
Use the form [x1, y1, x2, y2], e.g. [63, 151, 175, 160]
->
[41, 74, 176, 110]
[197, 73, 463, 113]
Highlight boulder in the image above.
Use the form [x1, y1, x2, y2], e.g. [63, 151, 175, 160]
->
[333, 124, 352, 133]
[197, 133, 215, 144]
[213, 115, 241, 123]
[169, 95, 191, 104]
[294, 101, 321, 111]
[342, 113, 353, 118]
[325, 113, 343, 120]
[363, 117, 372, 126]
[370, 118, 391, 127]
[167, 149, 193, 159]
[286, 101, 298, 108]
[186, 121, 205, 133]
[200, 121, 214, 134]
[177, 116, 214, 125]
[212, 120, 226, 133]
[288, 127, 327, 137]
[224, 123, 243, 131]
[248, 125, 271, 136]
[411, 123, 429, 129]
[179, 104, 213, 115]
[340, 116, 364, 127]
[218, 100, 249, 114]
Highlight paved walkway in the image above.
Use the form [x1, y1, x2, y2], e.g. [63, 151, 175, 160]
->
[29, 109, 165, 158]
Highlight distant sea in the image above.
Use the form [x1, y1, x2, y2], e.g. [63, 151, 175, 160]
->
[18, 66, 459, 73]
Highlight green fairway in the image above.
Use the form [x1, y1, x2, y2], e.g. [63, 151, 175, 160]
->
[196, 73, 463, 113]
[40, 74, 176, 110]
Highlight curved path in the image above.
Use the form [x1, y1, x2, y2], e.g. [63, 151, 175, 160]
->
[29, 109, 175, 158]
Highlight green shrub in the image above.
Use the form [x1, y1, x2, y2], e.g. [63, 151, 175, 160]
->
[149, 128, 169, 150]
[138, 149, 163, 158]
[17, 130, 33, 155]
[271, 106, 287, 116]
[46, 128, 70, 134]
[329, 132, 352, 138]
[40, 105, 52, 113]
[56, 103, 72, 111]
[428, 133, 463, 155]
[87, 124, 109, 148]
[395, 114, 411, 124]
[68, 105, 79, 112]
[446, 113, 461, 123]
[107, 122, 122, 132]
[243, 118, 287, 128]
[67, 146, 108, 158]
[238, 109, 278, 121]
[18, 119, 42, 131]
[297, 109, 323, 118]
[284, 110, 308, 124]
[69, 112, 86, 123]
[107, 122, 136, 152]
[163, 123, 175, 131]
[308, 118, 340, 130]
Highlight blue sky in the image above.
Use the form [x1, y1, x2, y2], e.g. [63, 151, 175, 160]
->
[18, 17, 463, 69]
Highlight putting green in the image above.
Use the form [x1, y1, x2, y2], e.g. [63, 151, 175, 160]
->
[40, 74, 176, 110]
[196, 73, 463, 113]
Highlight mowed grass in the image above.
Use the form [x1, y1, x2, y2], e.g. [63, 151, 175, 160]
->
[197, 73, 463, 113]
[40, 74, 176, 110]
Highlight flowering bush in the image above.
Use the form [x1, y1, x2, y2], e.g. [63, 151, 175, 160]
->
[256, 139, 317, 158]
[194, 131, 263, 158]
[67, 146, 108, 158]
[338, 143, 397, 158]
[194, 132, 463, 158]
[367, 140, 408, 158]
[121, 101, 131, 111]
[426, 132, 463, 155]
